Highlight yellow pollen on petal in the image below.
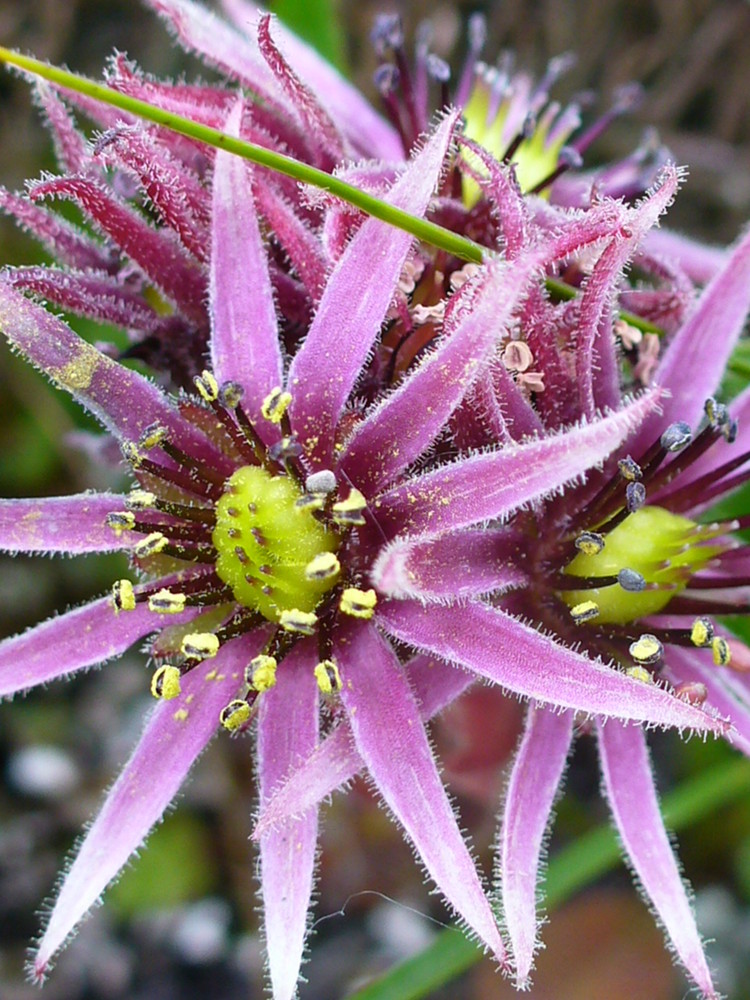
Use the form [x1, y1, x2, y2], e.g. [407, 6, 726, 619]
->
[181, 632, 220, 660]
[261, 387, 292, 424]
[314, 659, 342, 694]
[220, 699, 252, 732]
[339, 588, 377, 619]
[712, 637, 731, 667]
[112, 579, 136, 613]
[194, 369, 219, 403]
[248, 654, 278, 691]
[148, 589, 187, 615]
[279, 609, 318, 635]
[150, 664, 182, 700]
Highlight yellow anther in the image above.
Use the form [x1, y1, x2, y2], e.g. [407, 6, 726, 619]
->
[220, 381, 244, 409]
[122, 441, 143, 467]
[628, 634, 663, 666]
[295, 493, 327, 512]
[106, 511, 136, 535]
[314, 659, 342, 694]
[220, 699, 252, 732]
[626, 666, 653, 684]
[332, 488, 367, 527]
[712, 636, 731, 667]
[139, 423, 168, 449]
[148, 589, 187, 615]
[194, 369, 219, 402]
[112, 579, 136, 613]
[570, 600, 600, 624]
[279, 609, 318, 635]
[261, 387, 292, 424]
[339, 587, 377, 620]
[134, 532, 169, 558]
[690, 617, 714, 648]
[574, 532, 605, 557]
[150, 664, 182, 700]
[248, 654, 278, 691]
[305, 551, 341, 582]
[181, 632, 220, 660]
[126, 490, 157, 511]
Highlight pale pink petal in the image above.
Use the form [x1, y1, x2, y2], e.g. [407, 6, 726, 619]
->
[379, 600, 728, 733]
[372, 527, 528, 601]
[374, 388, 663, 538]
[643, 227, 727, 285]
[335, 622, 506, 964]
[0, 589, 200, 698]
[209, 100, 282, 417]
[500, 706, 573, 984]
[597, 721, 718, 999]
[0, 493, 141, 553]
[254, 655, 473, 836]
[288, 111, 459, 467]
[342, 256, 537, 493]
[257, 642, 319, 1000]
[34, 641, 255, 979]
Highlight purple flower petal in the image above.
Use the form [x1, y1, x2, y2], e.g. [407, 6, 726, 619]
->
[643, 227, 727, 285]
[34, 641, 255, 980]
[372, 527, 528, 601]
[0, 588, 199, 699]
[335, 622, 506, 964]
[342, 256, 537, 493]
[597, 720, 718, 999]
[255, 182, 327, 303]
[288, 111, 459, 467]
[257, 641, 319, 1000]
[209, 100, 282, 418]
[499, 706, 573, 984]
[635, 223, 750, 450]
[34, 81, 94, 176]
[254, 655, 474, 836]
[0, 493, 142, 554]
[374, 388, 663, 538]
[379, 599, 728, 732]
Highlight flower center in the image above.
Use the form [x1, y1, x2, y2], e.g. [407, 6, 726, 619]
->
[213, 465, 339, 620]
[561, 505, 725, 625]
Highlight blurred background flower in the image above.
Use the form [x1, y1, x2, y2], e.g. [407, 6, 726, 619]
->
[0, 3, 749, 999]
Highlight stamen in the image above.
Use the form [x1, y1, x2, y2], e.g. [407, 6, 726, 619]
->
[247, 654, 278, 691]
[314, 659, 342, 694]
[106, 511, 136, 534]
[332, 488, 367, 526]
[112, 579, 136, 613]
[134, 532, 170, 558]
[150, 664, 182, 700]
[570, 600, 600, 623]
[575, 531, 605, 556]
[629, 633, 663, 666]
[339, 588, 377, 619]
[148, 589, 187, 614]
[261, 387, 293, 425]
[712, 637, 731, 667]
[626, 665, 653, 684]
[219, 699, 252, 732]
[690, 618, 714, 648]
[194, 369, 220, 403]
[279, 609, 318, 635]
[181, 632, 220, 660]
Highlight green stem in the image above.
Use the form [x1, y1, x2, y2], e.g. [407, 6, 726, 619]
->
[0, 47, 486, 266]
[347, 755, 750, 1000]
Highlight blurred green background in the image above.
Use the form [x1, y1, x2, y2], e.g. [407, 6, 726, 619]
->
[0, 2, 749, 998]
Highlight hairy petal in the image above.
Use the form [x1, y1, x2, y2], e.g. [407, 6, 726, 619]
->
[334, 622, 506, 963]
[257, 642, 319, 1000]
[379, 600, 728, 733]
[343, 256, 536, 493]
[374, 388, 663, 538]
[288, 111, 459, 467]
[0, 589, 199, 698]
[372, 527, 528, 601]
[500, 706, 573, 985]
[209, 100, 282, 417]
[34, 644, 253, 980]
[254, 655, 473, 835]
[597, 721, 718, 999]
[0, 493, 142, 554]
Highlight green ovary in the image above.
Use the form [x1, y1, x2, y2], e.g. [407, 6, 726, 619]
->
[562, 506, 725, 626]
[213, 466, 338, 622]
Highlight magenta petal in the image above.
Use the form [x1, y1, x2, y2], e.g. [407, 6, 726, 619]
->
[0, 493, 140, 553]
[379, 600, 728, 733]
[209, 100, 282, 416]
[372, 528, 528, 601]
[374, 388, 662, 537]
[342, 257, 536, 493]
[34, 642, 252, 979]
[636, 223, 750, 449]
[500, 706, 573, 984]
[335, 622, 506, 964]
[0, 590, 199, 698]
[597, 721, 718, 999]
[257, 642, 319, 1000]
[288, 111, 459, 467]
[643, 227, 726, 285]
[254, 655, 473, 836]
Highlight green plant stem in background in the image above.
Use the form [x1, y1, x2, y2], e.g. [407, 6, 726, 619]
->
[348, 756, 750, 1000]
